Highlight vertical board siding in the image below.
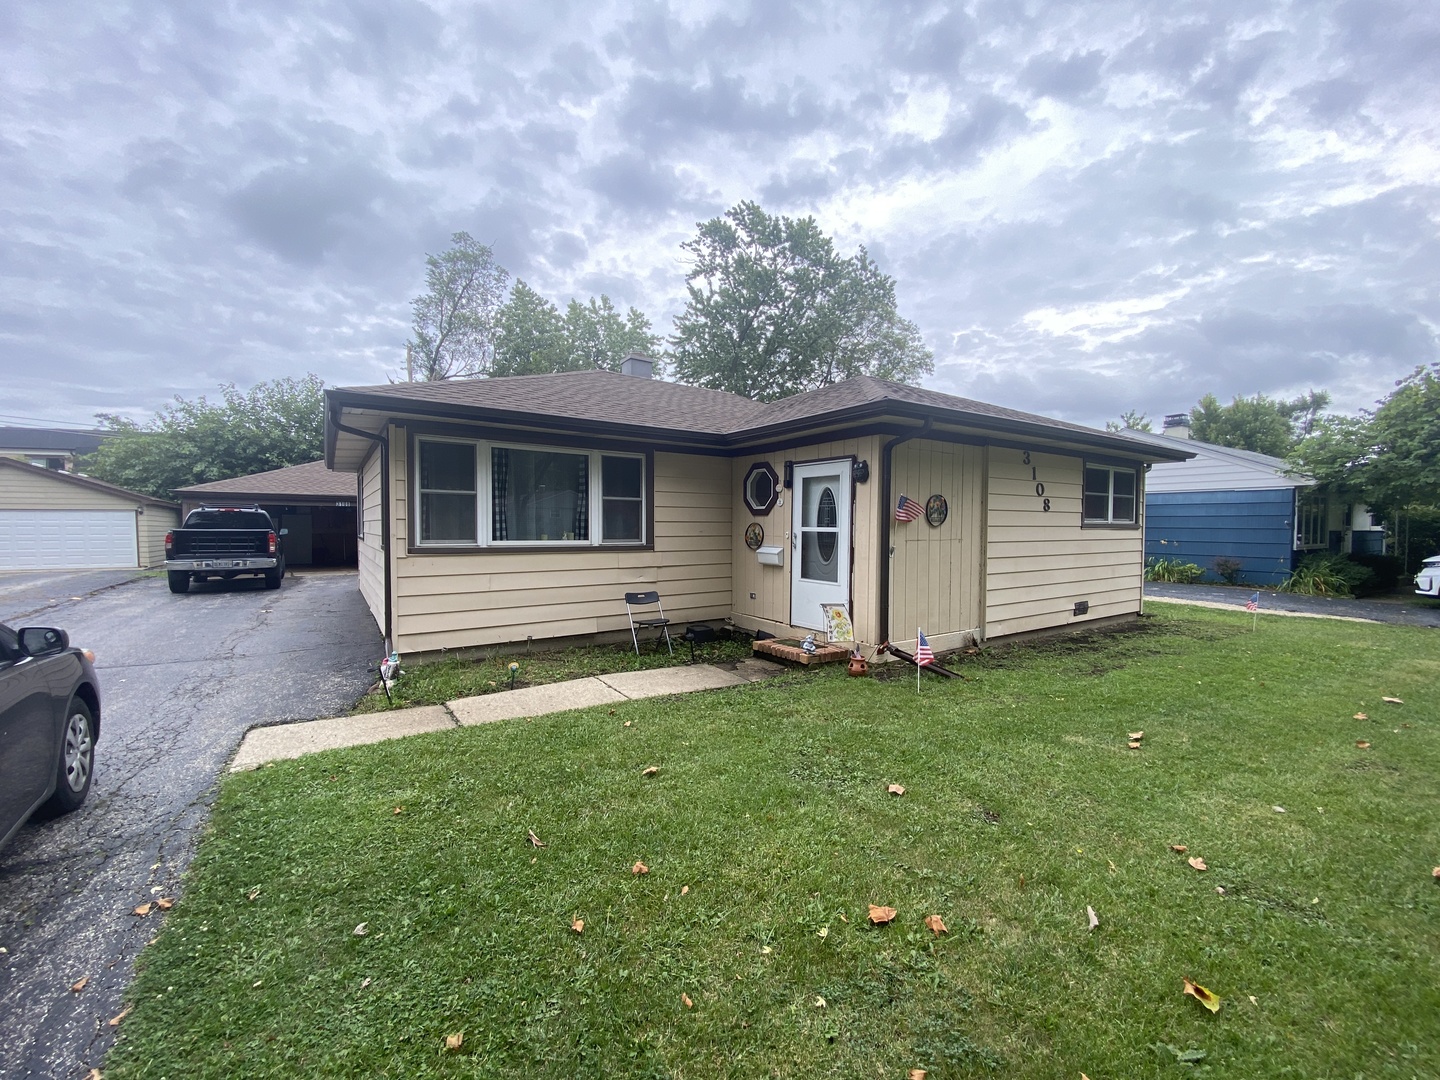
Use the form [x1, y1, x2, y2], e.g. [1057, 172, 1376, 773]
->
[985, 447, 1144, 638]
[889, 440, 983, 652]
[1145, 489, 1296, 586]
[390, 450, 732, 654]
[357, 447, 385, 635]
[731, 436, 882, 644]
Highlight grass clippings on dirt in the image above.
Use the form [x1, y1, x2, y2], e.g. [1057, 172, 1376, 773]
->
[105, 604, 1440, 1079]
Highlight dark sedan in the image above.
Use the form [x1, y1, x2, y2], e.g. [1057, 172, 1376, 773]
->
[0, 623, 101, 851]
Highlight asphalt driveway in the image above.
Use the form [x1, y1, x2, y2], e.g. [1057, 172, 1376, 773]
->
[1144, 581, 1440, 627]
[0, 569, 380, 1079]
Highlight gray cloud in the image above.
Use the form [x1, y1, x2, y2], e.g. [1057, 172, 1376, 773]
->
[0, 0, 1436, 433]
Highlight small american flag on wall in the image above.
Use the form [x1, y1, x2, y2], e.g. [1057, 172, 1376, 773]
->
[895, 494, 924, 522]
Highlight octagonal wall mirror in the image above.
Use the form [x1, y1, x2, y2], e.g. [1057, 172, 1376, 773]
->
[743, 461, 780, 515]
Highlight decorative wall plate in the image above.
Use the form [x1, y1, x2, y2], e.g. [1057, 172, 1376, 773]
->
[925, 494, 949, 527]
[744, 522, 765, 550]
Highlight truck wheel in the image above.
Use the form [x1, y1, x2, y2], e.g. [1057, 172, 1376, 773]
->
[264, 568, 282, 589]
[45, 699, 95, 814]
[167, 571, 191, 594]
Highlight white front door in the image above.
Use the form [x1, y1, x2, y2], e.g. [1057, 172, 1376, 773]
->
[791, 461, 851, 632]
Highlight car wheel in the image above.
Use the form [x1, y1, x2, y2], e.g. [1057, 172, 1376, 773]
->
[264, 567, 282, 589]
[45, 700, 95, 814]
[168, 571, 191, 593]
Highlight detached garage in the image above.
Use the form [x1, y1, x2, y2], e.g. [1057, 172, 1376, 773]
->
[0, 458, 179, 570]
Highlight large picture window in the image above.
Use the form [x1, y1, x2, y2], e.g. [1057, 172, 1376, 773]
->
[1083, 465, 1138, 525]
[416, 437, 646, 547]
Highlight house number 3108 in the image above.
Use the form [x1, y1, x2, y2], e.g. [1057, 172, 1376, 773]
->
[1022, 450, 1051, 511]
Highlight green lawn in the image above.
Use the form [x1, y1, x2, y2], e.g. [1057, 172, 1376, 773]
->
[106, 605, 1440, 1078]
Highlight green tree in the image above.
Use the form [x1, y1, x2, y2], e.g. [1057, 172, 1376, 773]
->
[492, 284, 663, 377]
[1292, 364, 1440, 515]
[561, 295, 663, 373]
[1189, 390, 1330, 456]
[492, 280, 568, 376]
[407, 232, 510, 380]
[82, 376, 326, 500]
[670, 201, 933, 401]
[1105, 410, 1154, 432]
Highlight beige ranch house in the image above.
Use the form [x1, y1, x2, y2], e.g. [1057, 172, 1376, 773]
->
[325, 359, 1191, 660]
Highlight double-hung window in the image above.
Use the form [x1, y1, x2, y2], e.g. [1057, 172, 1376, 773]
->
[1082, 465, 1138, 525]
[416, 437, 646, 547]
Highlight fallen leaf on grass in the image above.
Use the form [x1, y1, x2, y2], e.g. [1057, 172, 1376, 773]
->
[109, 1005, 133, 1027]
[571, 919, 584, 934]
[1432, 867, 1440, 880]
[1182, 977, 1221, 1012]
[1353, 712, 1368, 720]
[909, 1070, 927, 1080]
[623, 720, 631, 727]
[70, 976, 88, 993]
[1272, 806, 1285, 813]
[887, 783, 906, 795]
[814, 995, 826, 1008]
[1170, 844, 1188, 853]
[360, 977, 372, 989]
[680, 885, 689, 896]
[817, 926, 829, 940]
[641, 766, 659, 777]
[1128, 740, 1142, 750]
[681, 993, 693, 1008]
[392, 806, 403, 815]
[838, 912, 847, 923]
[86, 1070, 101, 1080]
[924, 914, 948, 936]
[1382, 696, 1403, 705]
[1216, 886, 1227, 895]
[1356, 741, 1371, 749]
[353, 922, 369, 936]
[1086, 906, 1099, 931]
[632, 861, 649, 875]
[247, 887, 261, 902]
[132, 903, 153, 917]
[868, 904, 897, 925]
[445, 1032, 464, 1051]
[526, 829, 546, 848]
[156, 897, 174, 910]
[1188, 857, 1208, 871]
[1128, 731, 1144, 740]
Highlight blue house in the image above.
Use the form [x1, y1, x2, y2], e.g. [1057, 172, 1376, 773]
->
[1121, 418, 1385, 587]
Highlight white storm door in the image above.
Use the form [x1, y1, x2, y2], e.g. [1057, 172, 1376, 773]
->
[790, 461, 851, 631]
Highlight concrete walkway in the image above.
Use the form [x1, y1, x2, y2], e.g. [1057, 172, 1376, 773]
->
[230, 658, 783, 770]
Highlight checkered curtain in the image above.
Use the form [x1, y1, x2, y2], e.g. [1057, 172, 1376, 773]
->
[491, 448, 508, 541]
[574, 456, 588, 540]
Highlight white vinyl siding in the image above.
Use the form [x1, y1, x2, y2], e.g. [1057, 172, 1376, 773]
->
[985, 447, 1145, 638]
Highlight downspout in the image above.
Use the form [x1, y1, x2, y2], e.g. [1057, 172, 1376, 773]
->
[876, 417, 932, 647]
[331, 409, 393, 653]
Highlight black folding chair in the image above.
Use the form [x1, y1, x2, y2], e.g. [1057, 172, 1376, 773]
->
[624, 591, 672, 655]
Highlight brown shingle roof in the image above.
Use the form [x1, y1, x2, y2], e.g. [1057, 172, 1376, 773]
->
[328, 371, 1193, 462]
[174, 459, 355, 499]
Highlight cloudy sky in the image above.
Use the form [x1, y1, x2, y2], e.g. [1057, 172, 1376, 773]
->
[4, 0, 1437, 432]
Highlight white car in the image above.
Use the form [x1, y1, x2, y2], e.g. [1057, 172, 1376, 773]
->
[1417, 554, 1440, 597]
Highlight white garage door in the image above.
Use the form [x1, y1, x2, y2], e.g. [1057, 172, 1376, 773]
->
[0, 510, 139, 570]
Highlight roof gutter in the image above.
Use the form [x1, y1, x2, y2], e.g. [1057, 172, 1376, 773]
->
[330, 408, 392, 654]
[877, 417, 932, 648]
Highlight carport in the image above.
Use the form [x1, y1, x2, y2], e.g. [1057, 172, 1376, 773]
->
[174, 460, 357, 568]
[0, 458, 179, 570]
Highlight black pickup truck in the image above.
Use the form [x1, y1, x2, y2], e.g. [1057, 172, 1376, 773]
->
[164, 507, 287, 593]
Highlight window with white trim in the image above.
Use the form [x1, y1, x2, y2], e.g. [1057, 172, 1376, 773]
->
[415, 437, 645, 546]
[1083, 465, 1138, 525]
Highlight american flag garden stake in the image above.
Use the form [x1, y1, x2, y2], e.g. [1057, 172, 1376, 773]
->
[914, 628, 934, 692]
[1246, 590, 1260, 631]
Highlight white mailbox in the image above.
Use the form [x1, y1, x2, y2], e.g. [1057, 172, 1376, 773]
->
[756, 545, 784, 566]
